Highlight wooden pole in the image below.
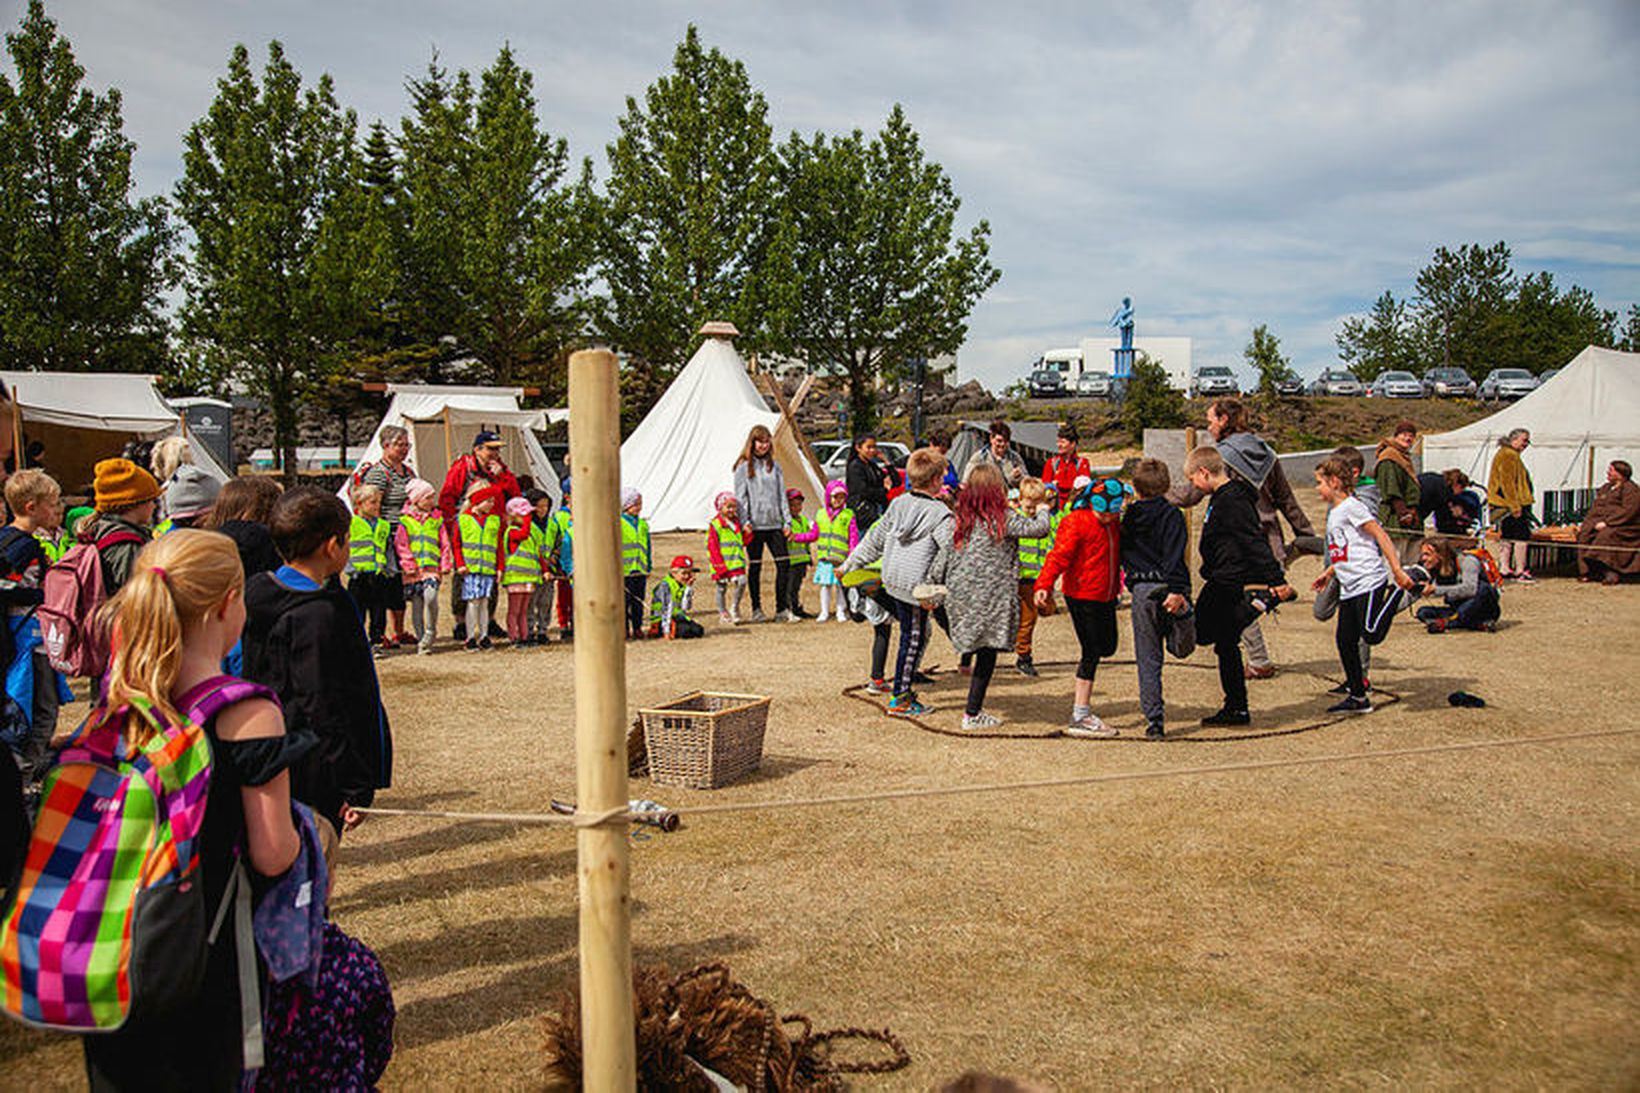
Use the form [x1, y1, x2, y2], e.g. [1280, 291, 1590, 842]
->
[12, 389, 24, 470]
[568, 348, 635, 1089]
[442, 406, 454, 472]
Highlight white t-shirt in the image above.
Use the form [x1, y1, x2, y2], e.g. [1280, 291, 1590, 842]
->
[1327, 495, 1389, 599]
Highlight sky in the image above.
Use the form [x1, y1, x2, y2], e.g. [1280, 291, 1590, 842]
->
[12, 0, 1639, 390]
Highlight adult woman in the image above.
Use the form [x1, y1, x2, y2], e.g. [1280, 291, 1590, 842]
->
[926, 462, 1050, 730]
[362, 425, 416, 642]
[845, 434, 894, 530]
[1577, 460, 1640, 585]
[1486, 428, 1534, 581]
[733, 424, 791, 622]
[1414, 537, 1500, 632]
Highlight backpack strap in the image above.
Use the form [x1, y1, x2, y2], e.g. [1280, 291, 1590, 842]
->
[176, 674, 281, 726]
[208, 858, 264, 1071]
[91, 529, 144, 551]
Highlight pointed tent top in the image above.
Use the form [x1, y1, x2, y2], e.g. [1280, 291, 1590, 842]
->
[698, 320, 740, 340]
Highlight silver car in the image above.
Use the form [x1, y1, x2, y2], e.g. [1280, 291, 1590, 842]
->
[1076, 371, 1113, 397]
[1190, 366, 1239, 398]
[1478, 368, 1539, 401]
[1308, 368, 1364, 397]
[1369, 370, 1424, 399]
[1422, 367, 1477, 398]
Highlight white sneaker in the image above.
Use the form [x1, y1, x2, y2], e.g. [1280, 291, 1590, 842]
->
[1064, 714, 1118, 739]
[814, 613, 829, 623]
[752, 609, 768, 623]
[719, 611, 732, 625]
[834, 610, 848, 622]
[775, 609, 796, 623]
[961, 711, 1003, 731]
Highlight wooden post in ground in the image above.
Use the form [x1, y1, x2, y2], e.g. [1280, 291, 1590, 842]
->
[567, 348, 635, 1089]
[11, 390, 24, 471]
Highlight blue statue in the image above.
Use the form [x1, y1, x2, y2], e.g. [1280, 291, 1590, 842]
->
[1110, 296, 1134, 349]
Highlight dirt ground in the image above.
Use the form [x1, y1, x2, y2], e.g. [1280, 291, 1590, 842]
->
[3, 490, 1636, 1090]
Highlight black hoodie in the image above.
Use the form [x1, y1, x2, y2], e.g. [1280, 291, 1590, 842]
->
[1198, 479, 1285, 588]
[1120, 496, 1191, 595]
[242, 567, 392, 832]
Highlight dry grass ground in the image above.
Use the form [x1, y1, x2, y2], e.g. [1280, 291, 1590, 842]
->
[3, 490, 1636, 1089]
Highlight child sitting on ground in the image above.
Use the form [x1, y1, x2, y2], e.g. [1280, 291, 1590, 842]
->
[785, 488, 816, 618]
[0, 469, 71, 785]
[347, 483, 394, 653]
[706, 492, 748, 625]
[1311, 456, 1415, 713]
[394, 478, 452, 655]
[1413, 537, 1501, 633]
[1035, 476, 1127, 737]
[1312, 445, 1380, 694]
[500, 496, 546, 646]
[456, 484, 504, 651]
[1120, 459, 1194, 739]
[1013, 477, 1053, 677]
[620, 487, 651, 640]
[649, 554, 705, 639]
[812, 480, 859, 623]
[1186, 447, 1294, 727]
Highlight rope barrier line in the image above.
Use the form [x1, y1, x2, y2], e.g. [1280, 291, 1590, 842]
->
[354, 726, 1638, 829]
[1392, 527, 1636, 556]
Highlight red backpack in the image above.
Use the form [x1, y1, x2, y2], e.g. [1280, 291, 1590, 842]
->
[38, 529, 144, 677]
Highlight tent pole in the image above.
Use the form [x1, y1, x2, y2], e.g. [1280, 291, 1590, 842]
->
[12, 389, 24, 470]
[442, 407, 454, 471]
[568, 348, 635, 1089]
[1588, 446, 1596, 492]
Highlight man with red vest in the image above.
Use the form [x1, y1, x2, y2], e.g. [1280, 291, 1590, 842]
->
[440, 431, 522, 639]
[1041, 423, 1092, 510]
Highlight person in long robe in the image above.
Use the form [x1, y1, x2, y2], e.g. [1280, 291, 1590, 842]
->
[1578, 460, 1640, 583]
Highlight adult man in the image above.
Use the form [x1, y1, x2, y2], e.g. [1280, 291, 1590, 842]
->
[440, 431, 522, 639]
[1041, 423, 1092, 510]
[1374, 420, 1423, 564]
[1577, 460, 1640, 585]
[962, 420, 1027, 488]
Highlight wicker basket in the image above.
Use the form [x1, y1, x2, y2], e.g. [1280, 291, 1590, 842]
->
[639, 691, 770, 790]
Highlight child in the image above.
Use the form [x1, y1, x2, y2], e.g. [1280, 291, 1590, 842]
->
[82, 457, 160, 595]
[1414, 537, 1500, 632]
[620, 487, 650, 639]
[785, 488, 816, 618]
[395, 478, 451, 654]
[456, 484, 504, 650]
[154, 465, 221, 535]
[812, 480, 859, 623]
[1312, 457, 1415, 712]
[244, 486, 393, 850]
[1120, 459, 1194, 739]
[649, 554, 705, 639]
[1312, 446, 1379, 693]
[1186, 447, 1294, 727]
[500, 496, 546, 646]
[525, 487, 555, 643]
[543, 477, 574, 640]
[841, 448, 953, 717]
[347, 483, 394, 652]
[1013, 477, 1052, 676]
[706, 492, 748, 625]
[1034, 476, 1127, 737]
[0, 470, 71, 785]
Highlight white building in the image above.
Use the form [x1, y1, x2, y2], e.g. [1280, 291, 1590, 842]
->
[1039, 337, 1193, 391]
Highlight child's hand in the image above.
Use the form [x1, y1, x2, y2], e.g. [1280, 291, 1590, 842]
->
[340, 805, 363, 832]
[1162, 592, 1187, 615]
[1033, 588, 1051, 610]
[1392, 569, 1415, 591]
[456, 565, 468, 575]
[1272, 583, 1295, 602]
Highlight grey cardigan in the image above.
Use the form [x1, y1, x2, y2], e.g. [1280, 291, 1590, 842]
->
[734, 457, 787, 531]
[841, 491, 953, 604]
[927, 511, 1052, 653]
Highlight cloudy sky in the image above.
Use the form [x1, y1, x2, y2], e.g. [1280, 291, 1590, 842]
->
[14, 0, 1639, 389]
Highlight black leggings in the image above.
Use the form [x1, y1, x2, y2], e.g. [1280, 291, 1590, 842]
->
[745, 529, 790, 612]
[624, 574, 647, 637]
[965, 648, 999, 716]
[870, 620, 893, 682]
[1064, 596, 1117, 681]
[1337, 583, 1403, 696]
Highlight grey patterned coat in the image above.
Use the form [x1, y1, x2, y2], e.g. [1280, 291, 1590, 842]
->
[927, 511, 1051, 654]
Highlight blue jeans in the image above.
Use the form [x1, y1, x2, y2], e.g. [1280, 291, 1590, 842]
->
[1415, 582, 1500, 629]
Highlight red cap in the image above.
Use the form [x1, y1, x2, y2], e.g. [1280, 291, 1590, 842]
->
[467, 484, 505, 511]
[670, 554, 699, 571]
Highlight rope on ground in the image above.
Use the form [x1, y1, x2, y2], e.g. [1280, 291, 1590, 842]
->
[353, 726, 1638, 828]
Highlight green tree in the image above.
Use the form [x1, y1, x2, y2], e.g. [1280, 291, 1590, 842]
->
[1243, 323, 1296, 396]
[1122, 351, 1187, 438]
[1410, 241, 1517, 376]
[175, 41, 385, 479]
[0, 0, 174, 372]
[595, 26, 781, 393]
[769, 107, 1000, 432]
[1336, 291, 1415, 382]
[1619, 304, 1640, 353]
[1511, 271, 1615, 367]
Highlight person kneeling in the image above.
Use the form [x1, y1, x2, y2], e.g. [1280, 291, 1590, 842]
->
[649, 555, 705, 639]
[1413, 538, 1500, 633]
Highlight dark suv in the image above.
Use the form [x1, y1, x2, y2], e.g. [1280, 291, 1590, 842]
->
[1027, 369, 1067, 398]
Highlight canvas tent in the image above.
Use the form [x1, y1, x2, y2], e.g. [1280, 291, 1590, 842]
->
[0, 370, 231, 493]
[345, 384, 567, 509]
[1423, 346, 1640, 514]
[621, 330, 825, 532]
[947, 419, 1060, 478]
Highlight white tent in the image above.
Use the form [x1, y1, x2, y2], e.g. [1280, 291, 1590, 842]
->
[0, 370, 232, 491]
[621, 334, 825, 532]
[1423, 346, 1640, 504]
[345, 384, 567, 509]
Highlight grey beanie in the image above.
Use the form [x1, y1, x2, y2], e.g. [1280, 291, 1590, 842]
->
[164, 464, 222, 519]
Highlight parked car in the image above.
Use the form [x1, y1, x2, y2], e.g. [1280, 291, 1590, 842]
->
[1539, 367, 1562, 385]
[1190, 365, 1239, 398]
[1027, 369, 1067, 399]
[819, 440, 910, 481]
[1369, 370, 1425, 399]
[1308, 368, 1364, 397]
[1422, 366, 1477, 398]
[1478, 368, 1540, 401]
[1273, 376, 1307, 397]
[1076, 370, 1113, 397]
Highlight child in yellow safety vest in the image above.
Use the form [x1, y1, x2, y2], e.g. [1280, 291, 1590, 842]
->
[393, 478, 452, 655]
[784, 488, 817, 619]
[1013, 478, 1057, 676]
[620, 487, 651, 639]
[347, 483, 396, 652]
[705, 492, 748, 625]
[456, 484, 504, 651]
[648, 554, 705, 639]
[812, 479, 859, 623]
[501, 496, 548, 646]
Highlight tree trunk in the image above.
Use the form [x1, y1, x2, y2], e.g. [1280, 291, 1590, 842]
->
[847, 361, 877, 435]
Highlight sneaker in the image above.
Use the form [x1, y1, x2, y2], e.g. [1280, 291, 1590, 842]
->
[751, 609, 769, 623]
[488, 623, 507, 639]
[1327, 695, 1374, 714]
[1515, 571, 1535, 583]
[1145, 722, 1166, 740]
[865, 678, 891, 695]
[1476, 621, 1497, 633]
[1425, 618, 1449, 634]
[479, 636, 493, 650]
[1244, 664, 1276, 680]
[1201, 708, 1251, 727]
[560, 628, 574, 641]
[812, 613, 828, 623]
[417, 646, 433, 656]
[792, 608, 813, 619]
[1065, 714, 1118, 738]
[961, 711, 1003, 731]
[1327, 677, 1370, 695]
[453, 623, 468, 642]
[911, 670, 936, 685]
[887, 693, 933, 717]
[464, 638, 480, 652]
[775, 609, 796, 623]
[393, 632, 415, 646]
[1015, 656, 1038, 677]
[836, 610, 851, 623]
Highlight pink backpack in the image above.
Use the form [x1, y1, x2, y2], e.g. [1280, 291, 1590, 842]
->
[38, 529, 143, 678]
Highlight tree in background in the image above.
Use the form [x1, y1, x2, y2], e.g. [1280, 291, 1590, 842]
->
[1122, 351, 1186, 438]
[769, 106, 999, 432]
[1619, 304, 1640, 353]
[1243, 323, 1297, 395]
[1336, 291, 1416, 382]
[175, 42, 389, 480]
[0, 0, 174, 372]
[1412, 242, 1519, 375]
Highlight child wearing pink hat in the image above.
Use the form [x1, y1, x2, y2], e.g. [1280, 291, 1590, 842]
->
[501, 495, 547, 646]
[812, 480, 859, 623]
[394, 478, 453, 654]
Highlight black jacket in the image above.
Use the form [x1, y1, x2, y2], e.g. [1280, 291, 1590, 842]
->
[217, 519, 283, 579]
[1120, 497, 1191, 595]
[1198, 479, 1284, 588]
[846, 454, 894, 530]
[242, 569, 392, 831]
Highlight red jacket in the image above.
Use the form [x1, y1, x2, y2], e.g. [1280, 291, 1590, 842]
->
[440, 454, 522, 566]
[1042, 454, 1091, 509]
[1034, 508, 1121, 601]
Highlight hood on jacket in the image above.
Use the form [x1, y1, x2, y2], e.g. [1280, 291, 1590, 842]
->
[1376, 438, 1416, 477]
[891, 492, 950, 545]
[246, 567, 344, 624]
[1218, 432, 1276, 490]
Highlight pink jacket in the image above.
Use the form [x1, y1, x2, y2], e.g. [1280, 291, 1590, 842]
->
[394, 519, 454, 584]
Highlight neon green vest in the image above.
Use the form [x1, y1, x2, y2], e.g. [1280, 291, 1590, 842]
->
[401, 512, 443, 571]
[648, 574, 694, 626]
[815, 508, 854, 564]
[348, 515, 390, 574]
[788, 514, 814, 566]
[501, 526, 546, 586]
[152, 518, 175, 538]
[458, 512, 501, 577]
[620, 515, 650, 575]
[35, 532, 67, 564]
[707, 517, 745, 572]
[1017, 510, 1050, 581]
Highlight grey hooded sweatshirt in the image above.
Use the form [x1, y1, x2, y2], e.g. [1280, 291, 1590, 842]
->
[840, 490, 953, 604]
[1167, 430, 1315, 562]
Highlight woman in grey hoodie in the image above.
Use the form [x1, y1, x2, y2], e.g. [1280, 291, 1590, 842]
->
[733, 425, 791, 621]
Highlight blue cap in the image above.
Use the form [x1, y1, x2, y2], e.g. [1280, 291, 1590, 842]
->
[473, 430, 501, 448]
